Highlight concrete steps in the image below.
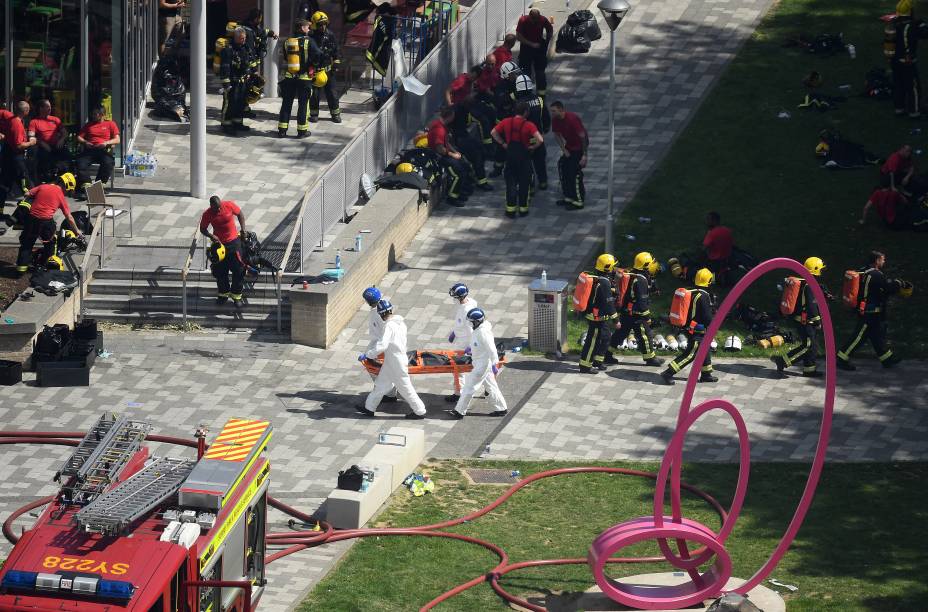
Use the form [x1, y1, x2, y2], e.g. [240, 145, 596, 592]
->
[83, 268, 303, 329]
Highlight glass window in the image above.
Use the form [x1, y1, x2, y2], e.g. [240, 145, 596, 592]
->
[87, 0, 122, 161]
[9, 0, 82, 129]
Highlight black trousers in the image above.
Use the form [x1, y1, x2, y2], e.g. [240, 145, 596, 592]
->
[211, 237, 245, 296]
[310, 78, 341, 117]
[892, 61, 922, 116]
[580, 318, 610, 368]
[531, 142, 547, 186]
[453, 133, 486, 182]
[441, 155, 473, 200]
[278, 78, 312, 133]
[838, 313, 894, 363]
[518, 45, 548, 94]
[668, 333, 712, 374]
[0, 151, 32, 204]
[221, 81, 248, 127]
[16, 216, 56, 271]
[610, 313, 657, 360]
[76, 148, 115, 186]
[504, 145, 532, 213]
[34, 146, 71, 183]
[785, 323, 818, 373]
[558, 151, 585, 208]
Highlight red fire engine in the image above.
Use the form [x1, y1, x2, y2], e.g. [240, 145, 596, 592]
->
[0, 414, 273, 611]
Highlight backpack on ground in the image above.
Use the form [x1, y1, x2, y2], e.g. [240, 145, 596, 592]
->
[613, 270, 633, 311]
[34, 324, 71, 362]
[779, 277, 803, 316]
[669, 288, 693, 328]
[842, 269, 870, 312]
[573, 272, 594, 312]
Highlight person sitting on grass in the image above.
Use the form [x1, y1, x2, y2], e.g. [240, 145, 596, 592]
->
[860, 185, 928, 231]
[879, 144, 928, 197]
[702, 211, 733, 275]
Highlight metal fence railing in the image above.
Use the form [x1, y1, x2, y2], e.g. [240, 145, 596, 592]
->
[281, 0, 529, 275]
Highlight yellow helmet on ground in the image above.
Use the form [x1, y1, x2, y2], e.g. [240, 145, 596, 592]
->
[899, 281, 914, 298]
[311, 11, 329, 27]
[415, 135, 429, 148]
[694, 268, 714, 288]
[815, 142, 830, 157]
[633, 251, 653, 271]
[314, 69, 328, 88]
[396, 162, 415, 174]
[209, 242, 227, 264]
[595, 253, 617, 273]
[59, 172, 77, 192]
[804, 256, 825, 276]
[46, 255, 64, 271]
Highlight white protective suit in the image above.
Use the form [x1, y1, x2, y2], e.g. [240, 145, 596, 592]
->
[454, 320, 507, 416]
[364, 315, 426, 415]
[449, 296, 480, 392]
[367, 307, 397, 398]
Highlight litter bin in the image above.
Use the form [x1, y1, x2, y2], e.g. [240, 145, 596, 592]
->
[528, 278, 568, 354]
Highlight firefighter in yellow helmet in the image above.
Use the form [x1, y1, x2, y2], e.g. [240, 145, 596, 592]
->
[771, 257, 826, 378]
[309, 11, 342, 123]
[578, 254, 619, 374]
[277, 19, 321, 138]
[607, 252, 664, 367]
[14, 173, 83, 274]
[890, 0, 928, 117]
[661, 268, 717, 385]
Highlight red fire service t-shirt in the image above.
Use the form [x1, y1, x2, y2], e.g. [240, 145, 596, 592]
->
[200, 200, 242, 243]
[448, 74, 473, 105]
[79, 119, 119, 146]
[703, 226, 734, 261]
[552, 111, 586, 152]
[30, 116, 63, 144]
[5, 117, 28, 151]
[28, 184, 71, 220]
[427, 119, 449, 153]
[496, 116, 538, 145]
[517, 14, 548, 44]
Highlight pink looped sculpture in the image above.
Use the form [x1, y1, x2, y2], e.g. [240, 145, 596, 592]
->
[588, 257, 837, 610]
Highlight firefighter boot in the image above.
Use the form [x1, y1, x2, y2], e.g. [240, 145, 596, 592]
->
[578, 365, 599, 375]
[644, 357, 664, 367]
[770, 355, 787, 378]
[882, 354, 902, 368]
[837, 358, 856, 371]
[699, 372, 719, 383]
[660, 369, 675, 385]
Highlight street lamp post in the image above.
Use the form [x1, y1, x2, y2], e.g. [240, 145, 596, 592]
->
[597, 0, 630, 256]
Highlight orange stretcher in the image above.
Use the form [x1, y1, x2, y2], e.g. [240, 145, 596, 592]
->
[361, 349, 507, 395]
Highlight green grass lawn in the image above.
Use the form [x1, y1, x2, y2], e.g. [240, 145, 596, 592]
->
[567, 0, 928, 359]
[298, 460, 928, 611]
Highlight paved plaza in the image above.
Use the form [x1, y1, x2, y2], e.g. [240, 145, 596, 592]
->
[3, 0, 928, 609]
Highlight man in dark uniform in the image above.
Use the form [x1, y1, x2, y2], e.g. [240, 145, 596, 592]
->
[661, 268, 718, 384]
[200, 195, 248, 306]
[551, 101, 588, 210]
[309, 11, 342, 123]
[429, 107, 474, 206]
[607, 252, 664, 367]
[491, 102, 543, 217]
[219, 27, 252, 134]
[516, 9, 553, 97]
[15, 173, 82, 274]
[579, 254, 619, 374]
[838, 251, 908, 369]
[278, 19, 319, 138]
[0, 101, 35, 207]
[446, 65, 494, 154]
[772, 257, 826, 377]
[489, 61, 522, 178]
[512, 74, 550, 190]
[242, 8, 277, 72]
[891, 0, 928, 117]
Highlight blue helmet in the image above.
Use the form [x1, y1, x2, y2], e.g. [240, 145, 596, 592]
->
[376, 299, 394, 317]
[449, 283, 469, 299]
[466, 307, 485, 328]
[363, 286, 382, 306]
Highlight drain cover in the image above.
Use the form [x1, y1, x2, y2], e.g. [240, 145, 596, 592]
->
[464, 468, 520, 485]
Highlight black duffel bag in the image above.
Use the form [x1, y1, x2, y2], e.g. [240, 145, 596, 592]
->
[567, 9, 602, 41]
[556, 24, 591, 54]
[337, 465, 366, 491]
[34, 324, 71, 363]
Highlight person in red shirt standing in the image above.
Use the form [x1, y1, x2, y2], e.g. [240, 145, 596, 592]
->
[551, 101, 588, 210]
[200, 195, 248, 305]
[0, 101, 13, 147]
[492, 34, 518, 72]
[0, 101, 36, 207]
[28, 99, 70, 182]
[429, 107, 474, 206]
[516, 9, 553, 97]
[445, 65, 495, 162]
[15, 173, 82, 273]
[491, 102, 543, 217]
[75, 105, 121, 194]
[702, 211, 734, 276]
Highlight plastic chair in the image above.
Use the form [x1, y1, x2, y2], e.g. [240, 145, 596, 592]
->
[85, 181, 133, 239]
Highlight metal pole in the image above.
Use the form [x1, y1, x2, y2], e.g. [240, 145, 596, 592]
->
[190, 0, 207, 198]
[604, 28, 616, 255]
[263, 0, 279, 97]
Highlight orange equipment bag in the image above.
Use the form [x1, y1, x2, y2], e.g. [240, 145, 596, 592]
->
[779, 277, 803, 316]
[573, 272, 593, 313]
[668, 288, 693, 328]
[613, 270, 633, 311]
[842, 270, 866, 312]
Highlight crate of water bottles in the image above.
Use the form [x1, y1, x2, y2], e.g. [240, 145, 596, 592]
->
[124, 152, 158, 178]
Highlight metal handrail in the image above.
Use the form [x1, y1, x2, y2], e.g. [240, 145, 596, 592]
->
[275, 189, 310, 333]
[180, 227, 201, 326]
[78, 210, 108, 322]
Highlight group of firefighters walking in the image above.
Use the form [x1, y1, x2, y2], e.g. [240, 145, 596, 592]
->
[576, 250, 912, 384]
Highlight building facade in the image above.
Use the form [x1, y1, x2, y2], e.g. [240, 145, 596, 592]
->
[2, 0, 159, 161]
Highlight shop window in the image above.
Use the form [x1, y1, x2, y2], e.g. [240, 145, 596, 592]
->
[88, 0, 122, 160]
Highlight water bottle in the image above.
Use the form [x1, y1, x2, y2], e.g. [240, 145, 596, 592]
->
[302, 280, 309, 290]
[335, 250, 342, 269]
[638, 217, 651, 223]
[483, 444, 491, 456]
[355, 233, 363, 252]
[847, 44, 856, 59]
[541, 269, 547, 288]
[510, 470, 521, 478]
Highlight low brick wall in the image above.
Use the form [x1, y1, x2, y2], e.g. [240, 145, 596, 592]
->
[290, 187, 432, 348]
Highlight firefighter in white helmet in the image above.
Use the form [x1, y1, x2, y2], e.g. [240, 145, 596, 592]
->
[357, 300, 427, 419]
[450, 308, 508, 419]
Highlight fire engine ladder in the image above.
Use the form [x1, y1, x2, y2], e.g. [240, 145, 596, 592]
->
[74, 456, 197, 536]
[56, 414, 152, 504]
